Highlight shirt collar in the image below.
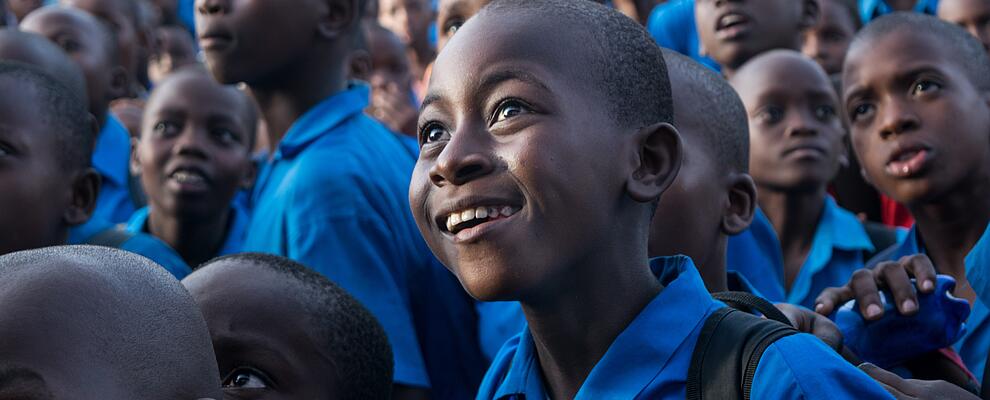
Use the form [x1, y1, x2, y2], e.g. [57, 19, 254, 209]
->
[92, 114, 131, 186]
[274, 83, 370, 160]
[860, 0, 938, 23]
[127, 204, 248, 256]
[493, 256, 717, 399]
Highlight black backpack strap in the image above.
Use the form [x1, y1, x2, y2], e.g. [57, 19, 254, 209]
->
[863, 221, 900, 261]
[85, 226, 135, 248]
[712, 291, 792, 326]
[687, 293, 799, 400]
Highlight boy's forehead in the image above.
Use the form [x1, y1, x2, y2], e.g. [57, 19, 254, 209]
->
[845, 29, 955, 84]
[735, 52, 831, 96]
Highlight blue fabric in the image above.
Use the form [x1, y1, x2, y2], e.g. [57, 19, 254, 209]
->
[69, 216, 190, 279]
[125, 204, 248, 258]
[478, 256, 894, 400]
[727, 207, 786, 297]
[731, 198, 874, 309]
[91, 115, 136, 224]
[243, 83, 485, 396]
[646, 0, 721, 72]
[858, 0, 938, 23]
[477, 301, 526, 362]
[179, 0, 196, 35]
[870, 224, 990, 379]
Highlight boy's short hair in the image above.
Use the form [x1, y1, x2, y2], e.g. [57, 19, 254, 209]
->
[203, 253, 394, 399]
[0, 62, 94, 171]
[851, 12, 990, 91]
[0, 30, 88, 105]
[480, 0, 673, 128]
[830, 0, 862, 30]
[662, 49, 749, 173]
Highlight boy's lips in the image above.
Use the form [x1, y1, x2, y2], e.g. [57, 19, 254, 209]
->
[198, 29, 233, 51]
[167, 165, 212, 193]
[782, 143, 828, 160]
[715, 11, 752, 40]
[434, 197, 523, 244]
[885, 144, 933, 178]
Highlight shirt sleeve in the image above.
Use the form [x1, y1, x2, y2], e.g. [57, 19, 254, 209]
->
[751, 333, 895, 400]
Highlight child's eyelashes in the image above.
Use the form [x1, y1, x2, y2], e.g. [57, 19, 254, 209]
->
[755, 105, 785, 125]
[848, 102, 875, 122]
[221, 366, 273, 390]
[814, 104, 837, 121]
[489, 99, 534, 126]
[911, 79, 942, 97]
[419, 121, 450, 145]
[152, 121, 181, 137]
[443, 19, 464, 37]
[212, 127, 241, 146]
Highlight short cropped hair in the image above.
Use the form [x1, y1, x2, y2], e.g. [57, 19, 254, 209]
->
[829, 0, 862, 30]
[481, 0, 673, 129]
[0, 62, 94, 171]
[850, 12, 990, 91]
[662, 50, 749, 173]
[204, 253, 394, 400]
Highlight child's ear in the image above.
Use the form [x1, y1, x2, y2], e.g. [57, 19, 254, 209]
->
[721, 172, 757, 236]
[107, 65, 130, 101]
[317, 0, 360, 40]
[129, 137, 142, 176]
[64, 168, 101, 226]
[799, 0, 821, 31]
[626, 122, 683, 203]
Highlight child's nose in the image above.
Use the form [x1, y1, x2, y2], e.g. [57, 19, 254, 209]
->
[429, 132, 495, 187]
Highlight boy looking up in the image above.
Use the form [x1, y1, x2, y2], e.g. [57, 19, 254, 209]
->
[802, 0, 860, 77]
[730, 50, 873, 309]
[411, 1, 892, 398]
[816, 13, 990, 379]
[184, 253, 394, 400]
[0, 246, 221, 399]
[128, 68, 255, 267]
[694, 0, 818, 78]
[196, 0, 485, 397]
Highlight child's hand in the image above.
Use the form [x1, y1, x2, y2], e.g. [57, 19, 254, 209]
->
[775, 303, 844, 352]
[369, 82, 418, 137]
[858, 363, 979, 400]
[814, 254, 938, 320]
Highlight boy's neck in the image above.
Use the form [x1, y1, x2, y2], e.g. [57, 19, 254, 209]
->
[521, 240, 661, 400]
[911, 175, 990, 285]
[758, 185, 826, 290]
[147, 207, 232, 268]
[248, 47, 349, 150]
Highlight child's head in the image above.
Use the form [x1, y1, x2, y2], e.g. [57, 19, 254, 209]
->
[731, 50, 846, 194]
[148, 25, 198, 85]
[7, 0, 41, 21]
[436, 0, 488, 51]
[0, 30, 88, 102]
[21, 5, 128, 126]
[364, 20, 412, 93]
[938, 0, 990, 51]
[649, 49, 755, 286]
[0, 62, 97, 255]
[196, 0, 365, 86]
[695, 0, 819, 76]
[377, 0, 434, 53]
[133, 68, 255, 222]
[183, 253, 393, 399]
[842, 13, 990, 207]
[0, 245, 222, 399]
[409, 0, 679, 301]
[59, 0, 143, 90]
[802, 0, 860, 76]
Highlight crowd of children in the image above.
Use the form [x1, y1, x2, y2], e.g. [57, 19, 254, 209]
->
[3, 0, 990, 398]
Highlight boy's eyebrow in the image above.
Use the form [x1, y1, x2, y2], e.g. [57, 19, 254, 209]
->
[477, 69, 551, 98]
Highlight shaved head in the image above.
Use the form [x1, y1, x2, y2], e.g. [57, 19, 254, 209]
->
[0, 246, 221, 400]
[0, 30, 87, 104]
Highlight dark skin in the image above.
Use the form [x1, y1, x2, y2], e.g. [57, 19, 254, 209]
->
[60, 0, 143, 97]
[132, 70, 255, 267]
[182, 259, 342, 400]
[802, 0, 858, 76]
[0, 77, 97, 255]
[7, 0, 40, 21]
[0, 30, 89, 101]
[21, 6, 129, 128]
[148, 26, 198, 85]
[436, 0, 488, 51]
[695, 0, 819, 78]
[377, 0, 434, 82]
[732, 51, 847, 291]
[938, 0, 990, 52]
[365, 23, 417, 136]
[816, 28, 990, 317]
[410, 11, 682, 399]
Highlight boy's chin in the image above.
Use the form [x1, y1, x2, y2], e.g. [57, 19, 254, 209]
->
[456, 272, 529, 303]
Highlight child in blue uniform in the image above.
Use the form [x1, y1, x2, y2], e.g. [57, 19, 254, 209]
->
[127, 68, 255, 268]
[815, 13, 990, 380]
[197, 0, 485, 397]
[729, 50, 874, 309]
[411, 1, 892, 398]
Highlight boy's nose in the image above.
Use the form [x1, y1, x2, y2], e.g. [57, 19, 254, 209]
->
[429, 131, 495, 187]
[878, 99, 920, 140]
[173, 129, 209, 158]
[784, 112, 819, 138]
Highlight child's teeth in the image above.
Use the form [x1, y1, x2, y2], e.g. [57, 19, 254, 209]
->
[501, 206, 515, 217]
[450, 213, 461, 227]
[475, 207, 488, 219]
[461, 209, 476, 222]
[489, 207, 498, 216]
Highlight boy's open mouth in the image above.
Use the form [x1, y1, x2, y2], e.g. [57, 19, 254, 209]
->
[885, 145, 932, 178]
[441, 205, 521, 235]
[168, 166, 211, 191]
[715, 12, 751, 39]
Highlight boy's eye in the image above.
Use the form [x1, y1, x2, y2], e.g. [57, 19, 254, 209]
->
[443, 19, 464, 36]
[492, 100, 531, 125]
[222, 367, 271, 390]
[814, 104, 836, 121]
[849, 103, 875, 121]
[153, 121, 181, 137]
[911, 80, 942, 96]
[213, 128, 241, 145]
[757, 106, 785, 124]
[419, 122, 450, 145]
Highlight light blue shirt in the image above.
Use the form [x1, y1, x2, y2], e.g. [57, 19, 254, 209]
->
[646, 0, 721, 72]
[859, 0, 939, 23]
[69, 215, 190, 279]
[125, 205, 248, 261]
[731, 198, 874, 309]
[478, 256, 894, 400]
[243, 84, 485, 396]
[870, 224, 990, 379]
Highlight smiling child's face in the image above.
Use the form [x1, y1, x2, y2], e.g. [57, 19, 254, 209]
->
[409, 10, 641, 301]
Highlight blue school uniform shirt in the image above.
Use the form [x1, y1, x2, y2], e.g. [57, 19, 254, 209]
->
[871, 224, 990, 380]
[477, 256, 894, 400]
[731, 198, 874, 309]
[124, 205, 248, 259]
[91, 115, 136, 224]
[859, 0, 938, 23]
[243, 83, 485, 396]
[646, 0, 722, 72]
[70, 216, 191, 279]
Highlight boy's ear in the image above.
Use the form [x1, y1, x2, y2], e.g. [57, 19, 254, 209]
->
[317, 0, 360, 40]
[799, 0, 821, 30]
[129, 137, 142, 176]
[626, 122, 683, 203]
[107, 65, 130, 101]
[721, 172, 757, 236]
[64, 168, 101, 226]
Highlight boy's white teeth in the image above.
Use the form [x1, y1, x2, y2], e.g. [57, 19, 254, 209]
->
[173, 171, 205, 184]
[445, 205, 520, 232]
